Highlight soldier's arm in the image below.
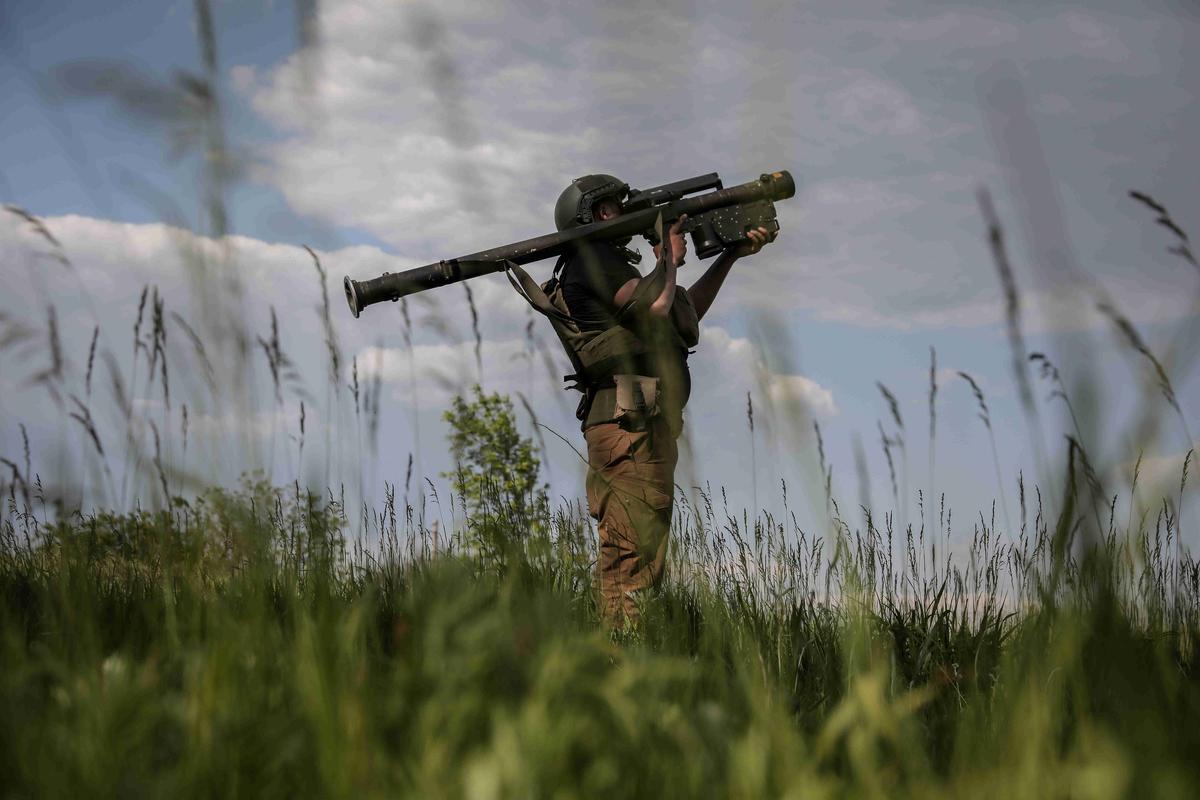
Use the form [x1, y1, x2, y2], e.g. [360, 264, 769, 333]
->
[613, 215, 688, 318]
[687, 226, 775, 321]
[614, 259, 676, 317]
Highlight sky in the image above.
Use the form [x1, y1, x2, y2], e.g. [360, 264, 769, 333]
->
[2, 0, 1198, 546]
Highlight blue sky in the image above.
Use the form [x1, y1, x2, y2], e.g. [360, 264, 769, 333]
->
[2, 0, 1198, 545]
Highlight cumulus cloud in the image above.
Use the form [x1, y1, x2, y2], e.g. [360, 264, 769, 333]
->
[0, 208, 536, 348]
[766, 374, 838, 417]
[220, 0, 1197, 339]
[230, 2, 959, 318]
[0, 207, 543, 501]
[689, 326, 838, 420]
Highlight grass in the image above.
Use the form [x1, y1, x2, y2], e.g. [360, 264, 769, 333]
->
[1, 447, 1198, 797]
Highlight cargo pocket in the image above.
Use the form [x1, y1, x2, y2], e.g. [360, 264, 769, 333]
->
[583, 426, 624, 520]
[586, 426, 633, 471]
[612, 374, 660, 432]
[626, 483, 674, 558]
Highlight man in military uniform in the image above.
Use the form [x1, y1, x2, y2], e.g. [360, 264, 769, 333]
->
[550, 174, 777, 627]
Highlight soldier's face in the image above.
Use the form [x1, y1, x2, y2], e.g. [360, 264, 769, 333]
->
[593, 197, 622, 221]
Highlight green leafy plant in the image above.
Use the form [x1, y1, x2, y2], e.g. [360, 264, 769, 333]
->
[442, 385, 549, 551]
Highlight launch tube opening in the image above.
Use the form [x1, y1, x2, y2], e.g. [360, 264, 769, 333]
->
[344, 276, 361, 318]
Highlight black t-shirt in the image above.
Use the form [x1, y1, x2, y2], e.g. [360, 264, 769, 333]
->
[560, 242, 642, 331]
[558, 241, 692, 419]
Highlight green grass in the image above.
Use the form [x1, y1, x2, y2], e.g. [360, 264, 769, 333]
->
[2, 472, 1197, 798]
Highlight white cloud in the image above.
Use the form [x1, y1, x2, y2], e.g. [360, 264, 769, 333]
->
[0, 208, 541, 346]
[232, 2, 954, 265]
[694, 326, 838, 419]
[232, 2, 610, 259]
[219, 0, 1197, 341]
[766, 374, 838, 417]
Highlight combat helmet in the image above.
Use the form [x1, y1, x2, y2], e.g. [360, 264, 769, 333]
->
[554, 174, 630, 231]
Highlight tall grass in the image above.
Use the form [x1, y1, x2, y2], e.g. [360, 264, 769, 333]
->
[2, 445, 1198, 796]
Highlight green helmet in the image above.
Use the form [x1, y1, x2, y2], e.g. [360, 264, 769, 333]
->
[554, 174, 630, 231]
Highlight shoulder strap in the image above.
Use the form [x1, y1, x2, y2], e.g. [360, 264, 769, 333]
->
[503, 259, 580, 330]
[503, 257, 597, 394]
[606, 210, 667, 325]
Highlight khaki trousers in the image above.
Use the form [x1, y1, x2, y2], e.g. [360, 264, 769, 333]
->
[584, 418, 678, 627]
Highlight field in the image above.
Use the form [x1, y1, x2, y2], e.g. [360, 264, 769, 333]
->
[2, 351, 1199, 796]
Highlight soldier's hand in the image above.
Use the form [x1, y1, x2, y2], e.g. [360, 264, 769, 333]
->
[729, 225, 777, 258]
[654, 214, 689, 267]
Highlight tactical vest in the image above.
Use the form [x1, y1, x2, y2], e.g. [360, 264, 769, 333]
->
[505, 256, 699, 431]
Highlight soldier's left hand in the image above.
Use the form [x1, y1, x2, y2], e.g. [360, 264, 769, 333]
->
[730, 225, 778, 258]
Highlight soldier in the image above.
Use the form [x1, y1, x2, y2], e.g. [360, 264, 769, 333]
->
[548, 174, 777, 627]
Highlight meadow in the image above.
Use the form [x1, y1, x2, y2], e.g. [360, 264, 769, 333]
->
[1, 390, 1198, 797]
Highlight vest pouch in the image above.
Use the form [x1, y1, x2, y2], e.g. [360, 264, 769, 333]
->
[613, 374, 661, 432]
[575, 325, 646, 380]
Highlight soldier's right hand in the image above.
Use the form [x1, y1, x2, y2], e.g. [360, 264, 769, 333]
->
[654, 214, 689, 267]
